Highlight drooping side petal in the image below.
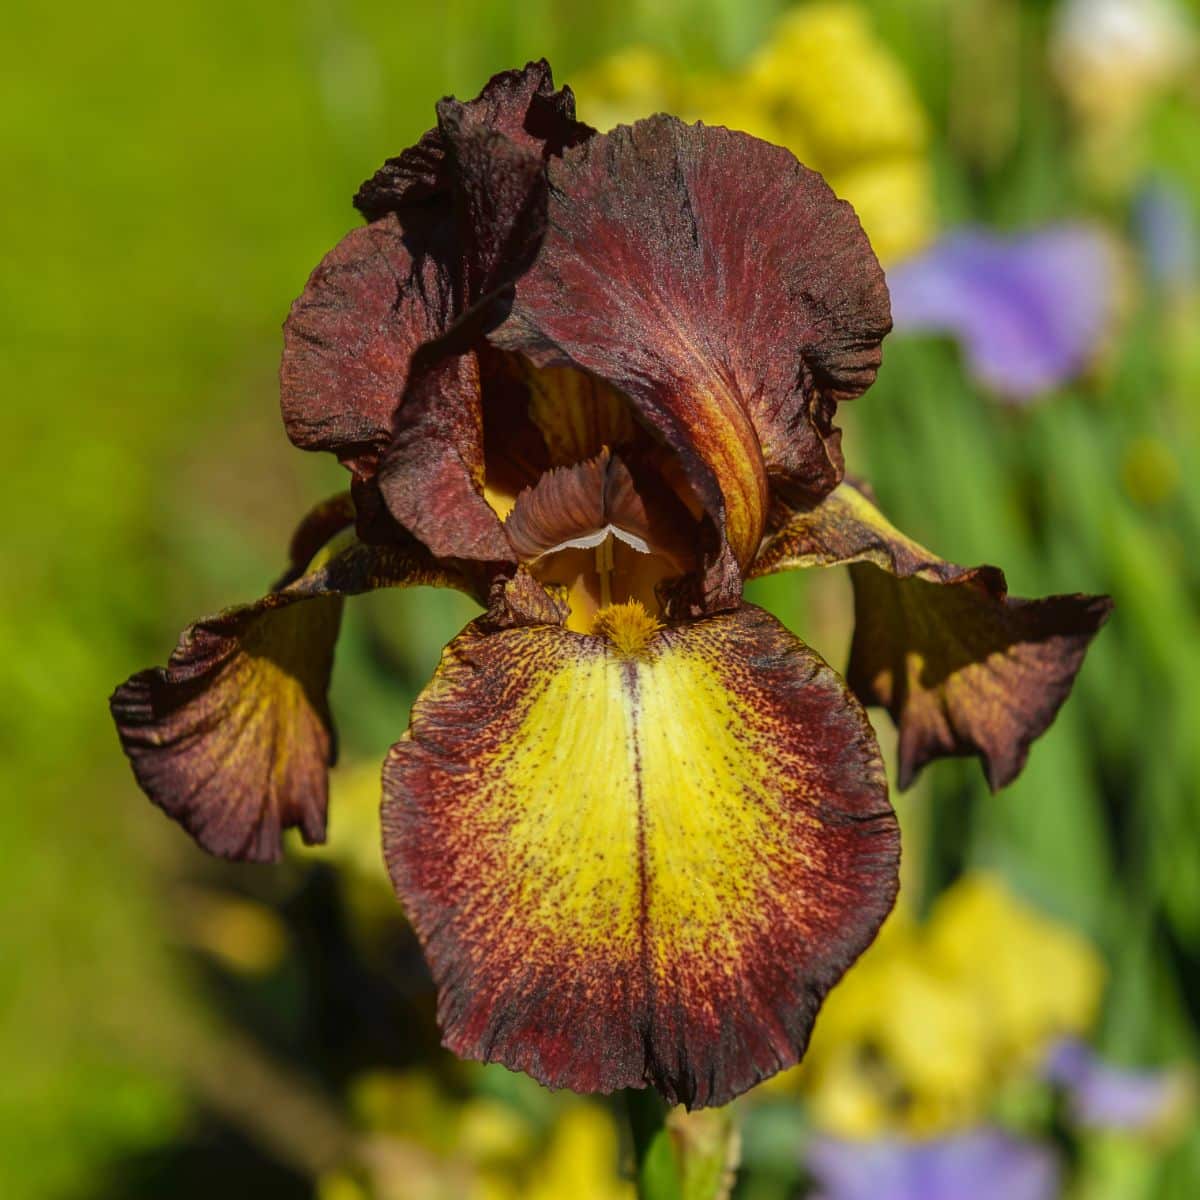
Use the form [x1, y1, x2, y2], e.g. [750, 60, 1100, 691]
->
[382, 604, 897, 1108]
[492, 116, 892, 569]
[751, 482, 1112, 789]
[110, 514, 478, 864]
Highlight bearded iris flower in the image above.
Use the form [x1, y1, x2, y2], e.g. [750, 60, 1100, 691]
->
[110, 62, 1111, 1109]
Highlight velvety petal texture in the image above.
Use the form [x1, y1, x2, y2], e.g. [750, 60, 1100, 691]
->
[111, 516, 476, 863]
[493, 116, 891, 573]
[354, 59, 591, 297]
[280, 215, 454, 475]
[752, 482, 1112, 788]
[887, 224, 1115, 402]
[283, 62, 592, 563]
[382, 604, 897, 1108]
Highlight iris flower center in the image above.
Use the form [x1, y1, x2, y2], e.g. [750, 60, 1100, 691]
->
[482, 359, 701, 632]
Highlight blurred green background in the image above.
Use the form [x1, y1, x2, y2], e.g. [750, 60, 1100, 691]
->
[3, 0, 1198, 1196]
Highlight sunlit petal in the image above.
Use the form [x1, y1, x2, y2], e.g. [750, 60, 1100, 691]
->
[382, 604, 896, 1107]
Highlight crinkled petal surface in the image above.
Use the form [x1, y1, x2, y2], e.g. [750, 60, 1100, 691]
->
[752, 481, 1112, 789]
[286, 62, 591, 553]
[354, 59, 591, 232]
[111, 510, 476, 863]
[280, 214, 454, 474]
[382, 604, 897, 1108]
[807, 1131, 1060, 1200]
[887, 224, 1115, 402]
[376, 349, 514, 562]
[492, 116, 891, 571]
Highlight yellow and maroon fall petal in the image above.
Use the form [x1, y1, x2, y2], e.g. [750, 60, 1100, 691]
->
[491, 117, 892, 568]
[751, 482, 1113, 790]
[110, 514, 479, 864]
[381, 604, 898, 1108]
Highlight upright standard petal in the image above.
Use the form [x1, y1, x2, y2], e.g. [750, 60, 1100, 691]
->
[111, 509, 477, 863]
[752, 482, 1112, 789]
[285, 62, 591, 559]
[355, 60, 591, 309]
[280, 213, 454, 475]
[382, 604, 897, 1108]
[493, 116, 891, 568]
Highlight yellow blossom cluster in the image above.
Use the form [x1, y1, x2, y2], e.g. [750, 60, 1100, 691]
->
[571, 3, 934, 263]
[770, 872, 1106, 1137]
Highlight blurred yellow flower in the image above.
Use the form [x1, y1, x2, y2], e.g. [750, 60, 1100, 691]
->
[742, 4, 928, 167]
[570, 45, 683, 138]
[926, 874, 1106, 1072]
[510, 1104, 633, 1200]
[778, 872, 1106, 1137]
[571, 3, 935, 262]
[333, 1069, 631, 1200]
[175, 887, 289, 975]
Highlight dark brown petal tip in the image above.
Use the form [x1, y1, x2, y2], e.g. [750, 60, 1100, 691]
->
[752, 482, 1113, 790]
[110, 511, 480, 864]
[849, 567, 1113, 790]
[382, 605, 897, 1108]
[280, 214, 453, 474]
[491, 116, 892, 560]
[354, 61, 591, 223]
[356, 61, 592, 311]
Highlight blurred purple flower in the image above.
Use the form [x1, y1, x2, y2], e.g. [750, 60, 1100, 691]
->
[1044, 1038, 1192, 1133]
[807, 1131, 1060, 1200]
[887, 225, 1115, 402]
[1134, 178, 1197, 292]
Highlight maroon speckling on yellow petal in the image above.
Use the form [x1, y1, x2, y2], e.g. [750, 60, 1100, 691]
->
[382, 604, 897, 1108]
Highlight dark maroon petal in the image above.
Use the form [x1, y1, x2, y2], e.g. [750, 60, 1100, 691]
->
[375, 349, 513, 562]
[751, 481, 1113, 790]
[356, 61, 591, 307]
[491, 116, 892, 571]
[279, 214, 453, 474]
[111, 590, 343, 863]
[848, 566, 1112, 790]
[110, 516, 478, 864]
[354, 60, 591, 224]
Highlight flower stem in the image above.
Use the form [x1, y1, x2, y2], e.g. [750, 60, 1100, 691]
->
[624, 1087, 682, 1200]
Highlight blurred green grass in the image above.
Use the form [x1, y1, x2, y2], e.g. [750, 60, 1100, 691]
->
[3, 0, 1198, 1196]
